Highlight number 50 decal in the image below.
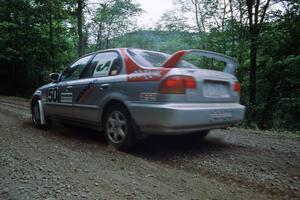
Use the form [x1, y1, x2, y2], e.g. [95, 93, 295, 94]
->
[48, 87, 58, 102]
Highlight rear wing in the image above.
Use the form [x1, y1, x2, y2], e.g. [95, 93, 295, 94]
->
[162, 49, 238, 75]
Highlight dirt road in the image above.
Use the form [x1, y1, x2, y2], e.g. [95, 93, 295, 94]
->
[0, 97, 299, 200]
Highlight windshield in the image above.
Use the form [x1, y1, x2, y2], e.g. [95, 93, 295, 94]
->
[127, 49, 196, 68]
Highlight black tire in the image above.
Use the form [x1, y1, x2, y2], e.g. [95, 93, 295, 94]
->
[190, 130, 210, 140]
[103, 104, 137, 150]
[32, 101, 50, 129]
[32, 101, 42, 128]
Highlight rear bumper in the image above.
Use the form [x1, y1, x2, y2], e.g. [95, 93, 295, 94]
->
[128, 102, 245, 135]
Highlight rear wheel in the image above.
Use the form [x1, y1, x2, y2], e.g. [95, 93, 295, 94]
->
[103, 105, 137, 150]
[198, 130, 210, 139]
[189, 130, 210, 140]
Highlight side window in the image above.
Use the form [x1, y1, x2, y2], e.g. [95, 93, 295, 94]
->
[90, 52, 122, 77]
[60, 55, 92, 82]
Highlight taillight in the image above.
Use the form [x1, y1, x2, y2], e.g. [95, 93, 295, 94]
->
[159, 75, 196, 94]
[234, 81, 240, 93]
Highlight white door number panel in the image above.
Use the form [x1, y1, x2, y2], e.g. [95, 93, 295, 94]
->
[48, 87, 58, 102]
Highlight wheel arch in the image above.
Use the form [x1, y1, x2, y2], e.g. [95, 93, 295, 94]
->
[100, 99, 130, 124]
[99, 98, 144, 141]
[30, 95, 40, 113]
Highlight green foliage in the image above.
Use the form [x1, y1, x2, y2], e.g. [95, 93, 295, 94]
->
[0, 0, 141, 96]
[0, 0, 77, 96]
[253, 3, 300, 131]
[87, 0, 142, 51]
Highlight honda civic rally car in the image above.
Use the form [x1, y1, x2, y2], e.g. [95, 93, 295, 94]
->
[31, 48, 245, 150]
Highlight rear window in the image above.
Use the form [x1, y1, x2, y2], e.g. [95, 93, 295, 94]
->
[127, 49, 169, 67]
[179, 53, 226, 71]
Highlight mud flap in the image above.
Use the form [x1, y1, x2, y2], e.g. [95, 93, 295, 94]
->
[38, 100, 46, 125]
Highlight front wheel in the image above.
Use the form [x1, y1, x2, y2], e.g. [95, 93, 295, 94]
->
[32, 101, 42, 127]
[32, 101, 50, 128]
[103, 105, 137, 150]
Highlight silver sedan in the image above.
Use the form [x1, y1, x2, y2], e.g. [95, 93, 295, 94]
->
[31, 48, 245, 150]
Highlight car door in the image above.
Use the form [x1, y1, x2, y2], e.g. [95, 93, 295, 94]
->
[45, 54, 94, 119]
[70, 51, 123, 124]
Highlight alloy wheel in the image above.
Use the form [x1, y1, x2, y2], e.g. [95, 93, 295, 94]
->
[106, 111, 127, 144]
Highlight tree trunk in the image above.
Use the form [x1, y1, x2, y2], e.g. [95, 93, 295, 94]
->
[247, 0, 256, 106]
[237, 0, 244, 64]
[49, 11, 55, 72]
[249, 32, 257, 106]
[77, 0, 84, 56]
[247, 0, 270, 107]
[95, 21, 103, 50]
[191, 0, 206, 32]
[229, 0, 235, 54]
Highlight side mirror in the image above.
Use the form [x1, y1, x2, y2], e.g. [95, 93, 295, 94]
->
[49, 73, 60, 83]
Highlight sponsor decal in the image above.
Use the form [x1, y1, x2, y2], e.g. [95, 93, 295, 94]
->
[209, 110, 233, 123]
[127, 68, 168, 82]
[139, 92, 157, 101]
[128, 69, 162, 80]
[60, 92, 72, 104]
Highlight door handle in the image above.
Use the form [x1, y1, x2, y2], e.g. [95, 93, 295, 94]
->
[66, 86, 72, 91]
[99, 83, 110, 90]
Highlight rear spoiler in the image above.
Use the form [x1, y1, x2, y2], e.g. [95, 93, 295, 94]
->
[161, 49, 238, 75]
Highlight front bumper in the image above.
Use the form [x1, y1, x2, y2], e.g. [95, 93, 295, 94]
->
[128, 102, 245, 135]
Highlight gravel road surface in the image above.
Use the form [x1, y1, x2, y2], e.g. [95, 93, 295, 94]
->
[0, 97, 299, 200]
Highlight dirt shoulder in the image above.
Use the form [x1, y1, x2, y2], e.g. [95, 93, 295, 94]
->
[0, 97, 299, 200]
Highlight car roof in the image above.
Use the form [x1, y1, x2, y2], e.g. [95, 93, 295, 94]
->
[80, 48, 168, 59]
[80, 48, 124, 58]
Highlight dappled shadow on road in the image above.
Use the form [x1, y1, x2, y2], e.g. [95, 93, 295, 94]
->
[22, 119, 244, 159]
[130, 133, 245, 162]
[22, 119, 107, 149]
[52, 123, 106, 146]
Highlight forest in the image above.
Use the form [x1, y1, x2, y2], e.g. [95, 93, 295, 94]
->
[0, 0, 299, 131]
